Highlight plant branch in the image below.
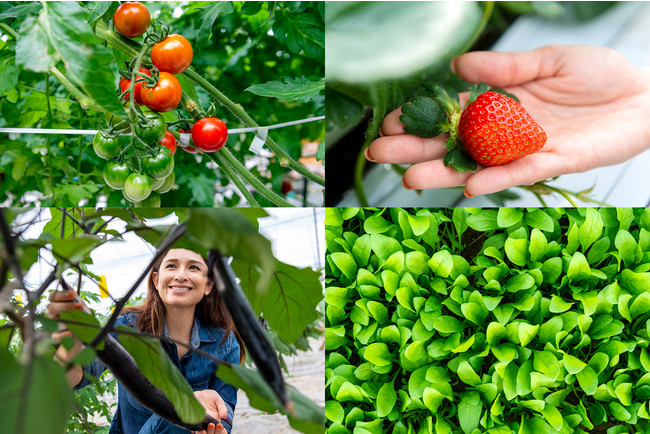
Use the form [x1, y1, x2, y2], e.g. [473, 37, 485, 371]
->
[460, 1, 495, 55]
[208, 152, 260, 206]
[211, 150, 293, 207]
[58, 317, 229, 367]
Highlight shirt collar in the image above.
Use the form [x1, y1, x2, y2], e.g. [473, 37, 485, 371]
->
[163, 317, 203, 349]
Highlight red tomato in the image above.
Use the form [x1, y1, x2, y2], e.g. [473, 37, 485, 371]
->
[119, 67, 151, 106]
[191, 118, 228, 152]
[113, 2, 150, 38]
[151, 34, 193, 74]
[140, 72, 182, 113]
[158, 131, 177, 155]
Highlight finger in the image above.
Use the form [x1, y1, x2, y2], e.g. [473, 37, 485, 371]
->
[216, 424, 226, 434]
[464, 151, 565, 196]
[46, 301, 83, 318]
[452, 46, 561, 88]
[366, 135, 448, 164]
[48, 289, 75, 302]
[52, 330, 73, 344]
[380, 107, 407, 136]
[402, 159, 475, 190]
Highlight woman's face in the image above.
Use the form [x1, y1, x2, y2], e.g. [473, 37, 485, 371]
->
[152, 249, 212, 309]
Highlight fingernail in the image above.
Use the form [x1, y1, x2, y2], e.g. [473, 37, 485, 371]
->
[450, 57, 458, 74]
[402, 177, 413, 191]
[209, 423, 216, 429]
[364, 147, 377, 163]
[65, 291, 75, 299]
[217, 424, 223, 430]
[464, 189, 474, 198]
[72, 302, 83, 310]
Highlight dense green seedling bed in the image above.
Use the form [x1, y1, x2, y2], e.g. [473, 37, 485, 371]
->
[325, 208, 650, 434]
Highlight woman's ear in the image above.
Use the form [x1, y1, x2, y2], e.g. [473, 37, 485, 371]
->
[205, 280, 214, 296]
[152, 271, 159, 290]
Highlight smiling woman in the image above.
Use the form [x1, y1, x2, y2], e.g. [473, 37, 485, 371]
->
[49, 248, 245, 434]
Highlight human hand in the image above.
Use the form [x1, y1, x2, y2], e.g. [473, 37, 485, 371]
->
[366, 45, 650, 196]
[47, 288, 85, 386]
[192, 389, 228, 434]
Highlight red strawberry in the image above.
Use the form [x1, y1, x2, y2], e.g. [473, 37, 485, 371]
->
[458, 92, 546, 166]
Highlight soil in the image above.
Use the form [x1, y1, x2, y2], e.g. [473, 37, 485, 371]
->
[232, 336, 325, 433]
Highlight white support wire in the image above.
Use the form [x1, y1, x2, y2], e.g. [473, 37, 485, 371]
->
[0, 115, 325, 136]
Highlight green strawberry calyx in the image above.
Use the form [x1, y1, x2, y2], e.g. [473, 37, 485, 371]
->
[400, 83, 518, 172]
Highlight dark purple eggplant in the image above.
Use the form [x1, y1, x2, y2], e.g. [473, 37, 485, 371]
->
[208, 250, 292, 410]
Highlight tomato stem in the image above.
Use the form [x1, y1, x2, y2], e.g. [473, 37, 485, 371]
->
[206, 150, 294, 207]
[209, 152, 260, 206]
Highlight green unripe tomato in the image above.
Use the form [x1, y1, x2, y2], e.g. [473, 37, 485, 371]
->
[134, 112, 166, 145]
[124, 173, 152, 202]
[154, 171, 175, 193]
[134, 192, 161, 208]
[93, 131, 121, 160]
[142, 145, 174, 180]
[150, 176, 165, 190]
[103, 161, 131, 190]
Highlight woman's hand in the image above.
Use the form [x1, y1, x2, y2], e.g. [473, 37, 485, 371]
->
[192, 389, 228, 434]
[47, 289, 85, 386]
[366, 45, 650, 197]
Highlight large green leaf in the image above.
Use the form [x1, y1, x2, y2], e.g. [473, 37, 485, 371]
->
[118, 329, 206, 425]
[246, 77, 325, 103]
[193, 2, 235, 55]
[215, 362, 325, 433]
[49, 234, 104, 265]
[273, 6, 324, 60]
[325, 1, 482, 82]
[0, 350, 74, 434]
[232, 260, 323, 345]
[15, 2, 125, 116]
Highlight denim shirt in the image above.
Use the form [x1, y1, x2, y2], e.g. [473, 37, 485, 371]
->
[78, 312, 240, 434]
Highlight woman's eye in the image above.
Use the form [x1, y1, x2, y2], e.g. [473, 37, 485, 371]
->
[166, 264, 176, 269]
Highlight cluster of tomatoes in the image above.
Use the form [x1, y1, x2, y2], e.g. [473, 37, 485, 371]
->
[94, 2, 229, 205]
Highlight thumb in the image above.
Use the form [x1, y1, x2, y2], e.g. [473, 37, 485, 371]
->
[452, 45, 560, 88]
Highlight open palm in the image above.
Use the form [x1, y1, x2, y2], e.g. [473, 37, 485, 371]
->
[367, 45, 650, 196]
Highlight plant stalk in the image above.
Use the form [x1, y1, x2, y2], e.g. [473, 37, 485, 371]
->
[209, 150, 293, 207]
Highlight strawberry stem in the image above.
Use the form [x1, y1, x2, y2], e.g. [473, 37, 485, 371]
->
[521, 181, 610, 206]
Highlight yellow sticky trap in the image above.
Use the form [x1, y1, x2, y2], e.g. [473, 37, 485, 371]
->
[99, 275, 109, 298]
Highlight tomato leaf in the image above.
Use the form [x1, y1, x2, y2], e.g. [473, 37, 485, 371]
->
[246, 77, 325, 103]
[16, 2, 125, 116]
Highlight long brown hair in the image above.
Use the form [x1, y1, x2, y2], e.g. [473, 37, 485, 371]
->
[122, 248, 245, 363]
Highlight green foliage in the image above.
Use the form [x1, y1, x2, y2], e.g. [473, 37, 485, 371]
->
[0, 349, 75, 434]
[0, 1, 324, 206]
[325, 207, 650, 433]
